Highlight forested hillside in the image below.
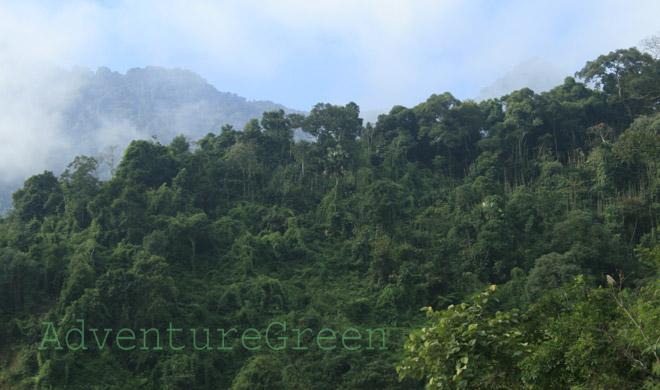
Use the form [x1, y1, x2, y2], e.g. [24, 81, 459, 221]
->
[1, 46, 660, 389]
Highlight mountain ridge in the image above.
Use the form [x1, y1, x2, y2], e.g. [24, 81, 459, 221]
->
[0, 65, 300, 214]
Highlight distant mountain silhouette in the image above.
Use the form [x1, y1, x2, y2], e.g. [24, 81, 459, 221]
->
[0, 65, 299, 214]
[477, 57, 568, 101]
[63, 65, 297, 154]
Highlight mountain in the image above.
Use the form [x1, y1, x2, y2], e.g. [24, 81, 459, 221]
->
[63, 66, 295, 151]
[0, 65, 298, 214]
[477, 57, 568, 101]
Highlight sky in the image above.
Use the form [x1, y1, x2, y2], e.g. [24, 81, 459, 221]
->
[1, 0, 659, 113]
[0, 0, 659, 191]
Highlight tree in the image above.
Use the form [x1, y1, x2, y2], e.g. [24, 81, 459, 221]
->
[412, 93, 485, 176]
[640, 32, 660, 60]
[520, 276, 642, 388]
[261, 109, 293, 165]
[165, 212, 211, 272]
[374, 106, 419, 154]
[302, 102, 363, 151]
[242, 118, 262, 144]
[525, 252, 581, 301]
[0, 248, 39, 313]
[398, 285, 527, 389]
[170, 134, 190, 156]
[61, 156, 99, 228]
[373, 106, 420, 176]
[226, 142, 260, 196]
[359, 179, 409, 233]
[12, 171, 63, 222]
[614, 112, 660, 165]
[322, 145, 348, 186]
[115, 140, 177, 188]
[502, 88, 546, 184]
[291, 140, 315, 182]
[576, 48, 660, 119]
[606, 273, 660, 377]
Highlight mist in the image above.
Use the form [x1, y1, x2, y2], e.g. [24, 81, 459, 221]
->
[2, 0, 660, 214]
[477, 57, 569, 101]
[0, 51, 82, 197]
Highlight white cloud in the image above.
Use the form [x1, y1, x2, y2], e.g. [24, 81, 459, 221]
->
[0, 1, 105, 183]
[0, 49, 77, 182]
[1, 0, 660, 191]
[5, 0, 657, 109]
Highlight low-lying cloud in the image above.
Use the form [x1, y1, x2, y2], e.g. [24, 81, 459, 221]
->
[1, 0, 660, 212]
[0, 53, 77, 182]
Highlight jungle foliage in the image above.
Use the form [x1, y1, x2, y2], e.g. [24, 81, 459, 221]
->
[1, 46, 660, 389]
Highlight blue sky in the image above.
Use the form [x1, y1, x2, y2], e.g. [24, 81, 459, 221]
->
[1, 0, 660, 112]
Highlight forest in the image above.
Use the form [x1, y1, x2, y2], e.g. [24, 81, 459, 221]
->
[1, 45, 660, 389]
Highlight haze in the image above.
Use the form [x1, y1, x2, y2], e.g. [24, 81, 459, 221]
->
[0, 0, 659, 206]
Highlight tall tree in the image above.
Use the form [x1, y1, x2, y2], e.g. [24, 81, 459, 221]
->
[302, 102, 363, 150]
[576, 48, 660, 120]
[60, 156, 100, 228]
[12, 171, 63, 222]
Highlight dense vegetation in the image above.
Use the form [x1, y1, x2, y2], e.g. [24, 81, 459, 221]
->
[1, 46, 660, 389]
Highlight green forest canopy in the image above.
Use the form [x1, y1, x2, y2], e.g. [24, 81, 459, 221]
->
[1, 45, 660, 389]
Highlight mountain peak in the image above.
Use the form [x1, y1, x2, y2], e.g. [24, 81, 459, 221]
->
[478, 57, 568, 101]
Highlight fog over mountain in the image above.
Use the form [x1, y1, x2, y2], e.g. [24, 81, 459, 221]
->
[63, 66, 297, 153]
[477, 57, 568, 101]
[0, 65, 296, 214]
